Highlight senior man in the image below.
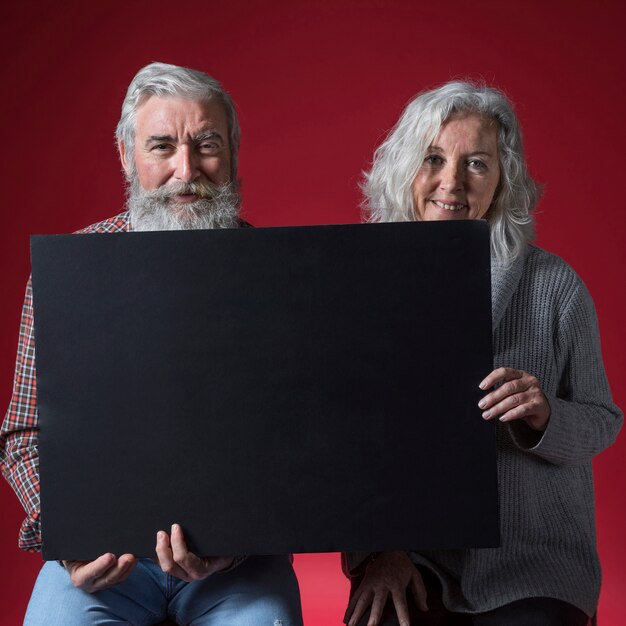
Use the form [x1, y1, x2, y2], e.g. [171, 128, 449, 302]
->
[0, 62, 303, 626]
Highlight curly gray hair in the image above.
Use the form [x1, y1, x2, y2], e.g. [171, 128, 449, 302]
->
[362, 81, 541, 265]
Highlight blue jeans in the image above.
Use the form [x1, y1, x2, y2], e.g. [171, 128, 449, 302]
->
[24, 556, 303, 625]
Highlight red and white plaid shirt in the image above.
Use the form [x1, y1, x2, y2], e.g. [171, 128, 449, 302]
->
[1, 211, 132, 551]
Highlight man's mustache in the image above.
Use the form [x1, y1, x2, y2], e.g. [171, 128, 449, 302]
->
[145, 181, 223, 201]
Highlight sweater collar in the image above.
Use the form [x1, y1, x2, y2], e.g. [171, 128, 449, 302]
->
[491, 245, 530, 331]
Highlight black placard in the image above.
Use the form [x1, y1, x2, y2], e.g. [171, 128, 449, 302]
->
[31, 221, 498, 560]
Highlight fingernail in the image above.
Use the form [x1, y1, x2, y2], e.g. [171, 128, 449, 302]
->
[478, 399, 486, 409]
[172, 523, 179, 533]
[482, 411, 490, 419]
[479, 381, 487, 389]
[499, 415, 508, 422]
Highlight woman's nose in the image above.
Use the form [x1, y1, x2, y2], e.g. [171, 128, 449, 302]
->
[439, 163, 464, 192]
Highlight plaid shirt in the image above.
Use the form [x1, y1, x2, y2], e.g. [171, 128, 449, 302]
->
[1, 211, 132, 551]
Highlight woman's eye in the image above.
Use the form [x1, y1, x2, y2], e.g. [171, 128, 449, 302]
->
[424, 155, 443, 166]
[468, 159, 487, 171]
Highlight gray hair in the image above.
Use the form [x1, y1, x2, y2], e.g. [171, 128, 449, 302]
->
[116, 62, 241, 179]
[362, 81, 541, 265]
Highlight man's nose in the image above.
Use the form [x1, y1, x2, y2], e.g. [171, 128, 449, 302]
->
[173, 146, 199, 183]
[440, 163, 464, 192]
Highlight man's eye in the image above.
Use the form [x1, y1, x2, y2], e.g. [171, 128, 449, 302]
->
[199, 143, 218, 154]
[152, 144, 171, 152]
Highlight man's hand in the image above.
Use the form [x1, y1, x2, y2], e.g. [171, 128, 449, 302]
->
[62, 553, 136, 592]
[479, 367, 551, 431]
[343, 551, 427, 626]
[155, 523, 235, 582]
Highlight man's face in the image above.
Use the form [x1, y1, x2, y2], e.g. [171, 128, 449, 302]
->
[120, 95, 240, 231]
[124, 95, 232, 193]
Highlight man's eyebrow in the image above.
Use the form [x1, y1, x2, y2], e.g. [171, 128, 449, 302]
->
[144, 131, 225, 146]
[145, 135, 175, 145]
[195, 131, 224, 143]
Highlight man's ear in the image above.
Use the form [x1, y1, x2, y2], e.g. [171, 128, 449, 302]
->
[119, 141, 132, 177]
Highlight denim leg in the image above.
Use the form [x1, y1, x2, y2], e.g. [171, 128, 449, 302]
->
[23, 559, 169, 626]
[168, 555, 303, 626]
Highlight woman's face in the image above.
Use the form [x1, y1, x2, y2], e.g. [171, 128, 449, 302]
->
[411, 113, 500, 221]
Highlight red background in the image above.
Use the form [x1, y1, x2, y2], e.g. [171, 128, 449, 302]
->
[1, 1, 625, 624]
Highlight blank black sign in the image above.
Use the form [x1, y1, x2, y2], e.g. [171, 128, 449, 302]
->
[31, 220, 499, 561]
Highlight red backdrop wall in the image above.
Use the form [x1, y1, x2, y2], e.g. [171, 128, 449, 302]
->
[1, 1, 624, 624]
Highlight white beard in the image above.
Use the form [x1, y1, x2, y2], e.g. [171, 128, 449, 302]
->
[127, 176, 241, 232]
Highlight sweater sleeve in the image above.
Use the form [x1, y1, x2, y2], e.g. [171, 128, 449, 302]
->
[508, 278, 622, 465]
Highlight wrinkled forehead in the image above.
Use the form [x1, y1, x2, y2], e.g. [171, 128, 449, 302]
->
[432, 111, 500, 151]
[135, 93, 225, 117]
[134, 95, 229, 138]
[136, 89, 220, 109]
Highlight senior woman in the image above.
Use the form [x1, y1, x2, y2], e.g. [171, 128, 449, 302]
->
[342, 82, 622, 626]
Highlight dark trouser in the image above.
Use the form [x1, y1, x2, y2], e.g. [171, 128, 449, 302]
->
[350, 567, 590, 626]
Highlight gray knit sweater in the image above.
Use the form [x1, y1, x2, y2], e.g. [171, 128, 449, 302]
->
[344, 244, 623, 617]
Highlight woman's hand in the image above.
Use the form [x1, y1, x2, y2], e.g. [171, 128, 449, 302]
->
[343, 551, 427, 626]
[155, 523, 234, 582]
[62, 553, 136, 592]
[479, 367, 551, 431]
